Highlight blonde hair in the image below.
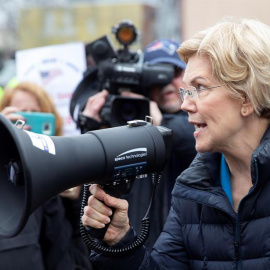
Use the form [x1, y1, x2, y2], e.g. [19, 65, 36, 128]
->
[177, 17, 270, 118]
[0, 81, 63, 136]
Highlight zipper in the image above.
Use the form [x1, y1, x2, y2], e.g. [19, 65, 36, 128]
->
[234, 158, 258, 270]
[235, 212, 241, 270]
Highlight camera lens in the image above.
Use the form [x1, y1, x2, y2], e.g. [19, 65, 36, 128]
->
[108, 96, 149, 127]
[42, 123, 52, 135]
[43, 123, 50, 131]
[117, 101, 139, 123]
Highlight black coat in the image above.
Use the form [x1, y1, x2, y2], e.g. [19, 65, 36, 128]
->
[0, 196, 75, 270]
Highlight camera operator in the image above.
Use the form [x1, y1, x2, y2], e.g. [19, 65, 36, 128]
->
[79, 38, 197, 251]
[123, 38, 197, 250]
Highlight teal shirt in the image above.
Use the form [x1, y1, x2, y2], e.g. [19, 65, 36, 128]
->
[220, 155, 233, 205]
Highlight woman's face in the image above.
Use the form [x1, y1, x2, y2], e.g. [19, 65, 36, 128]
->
[10, 90, 41, 112]
[181, 55, 244, 153]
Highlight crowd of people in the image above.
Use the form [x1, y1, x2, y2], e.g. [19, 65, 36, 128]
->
[1, 15, 270, 270]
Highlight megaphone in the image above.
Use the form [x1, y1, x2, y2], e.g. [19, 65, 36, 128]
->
[0, 115, 172, 238]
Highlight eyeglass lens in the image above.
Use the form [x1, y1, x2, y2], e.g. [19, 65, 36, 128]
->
[179, 86, 196, 100]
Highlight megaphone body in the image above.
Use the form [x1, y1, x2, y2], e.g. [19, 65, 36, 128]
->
[0, 115, 172, 238]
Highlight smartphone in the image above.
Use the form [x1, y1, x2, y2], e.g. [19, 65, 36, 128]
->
[16, 112, 56, 136]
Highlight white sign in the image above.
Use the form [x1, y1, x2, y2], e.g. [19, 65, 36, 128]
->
[16, 42, 87, 136]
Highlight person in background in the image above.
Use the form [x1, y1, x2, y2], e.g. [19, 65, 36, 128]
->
[79, 39, 197, 250]
[0, 81, 92, 270]
[0, 81, 63, 135]
[83, 17, 270, 269]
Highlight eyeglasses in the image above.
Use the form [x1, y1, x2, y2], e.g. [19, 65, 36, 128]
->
[179, 85, 225, 101]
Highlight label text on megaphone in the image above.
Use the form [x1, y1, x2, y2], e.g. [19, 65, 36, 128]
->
[115, 148, 147, 162]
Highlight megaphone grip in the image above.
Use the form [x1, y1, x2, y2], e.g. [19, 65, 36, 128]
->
[85, 185, 120, 241]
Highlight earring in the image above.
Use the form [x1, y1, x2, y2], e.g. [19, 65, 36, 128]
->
[242, 108, 247, 114]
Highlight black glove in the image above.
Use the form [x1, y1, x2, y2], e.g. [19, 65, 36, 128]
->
[77, 112, 102, 134]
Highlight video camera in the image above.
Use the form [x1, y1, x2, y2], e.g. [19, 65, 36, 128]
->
[70, 20, 174, 128]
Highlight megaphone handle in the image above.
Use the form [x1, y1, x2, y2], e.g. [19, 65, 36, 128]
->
[86, 185, 119, 241]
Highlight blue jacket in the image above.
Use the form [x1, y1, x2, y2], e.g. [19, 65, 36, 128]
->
[90, 126, 270, 270]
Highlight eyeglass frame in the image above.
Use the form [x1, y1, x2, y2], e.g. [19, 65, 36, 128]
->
[179, 84, 226, 101]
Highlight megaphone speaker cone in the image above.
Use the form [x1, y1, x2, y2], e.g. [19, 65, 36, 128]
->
[0, 114, 172, 238]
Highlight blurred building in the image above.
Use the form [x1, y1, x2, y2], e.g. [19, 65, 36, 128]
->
[2, 0, 270, 52]
[0, 0, 182, 57]
[2, 0, 269, 87]
[17, 3, 157, 51]
[181, 0, 270, 40]
[1, 0, 176, 87]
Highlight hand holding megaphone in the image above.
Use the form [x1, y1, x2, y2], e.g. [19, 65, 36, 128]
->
[82, 184, 130, 244]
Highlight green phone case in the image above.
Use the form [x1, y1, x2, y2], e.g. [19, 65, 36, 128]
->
[16, 112, 56, 136]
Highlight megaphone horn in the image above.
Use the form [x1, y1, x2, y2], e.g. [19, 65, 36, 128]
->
[0, 115, 172, 238]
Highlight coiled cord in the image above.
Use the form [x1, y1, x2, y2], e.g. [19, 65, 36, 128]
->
[80, 172, 162, 257]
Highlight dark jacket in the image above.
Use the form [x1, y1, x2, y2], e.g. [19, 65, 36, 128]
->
[0, 196, 75, 270]
[123, 110, 196, 251]
[90, 126, 270, 270]
[61, 190, 94, 270]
